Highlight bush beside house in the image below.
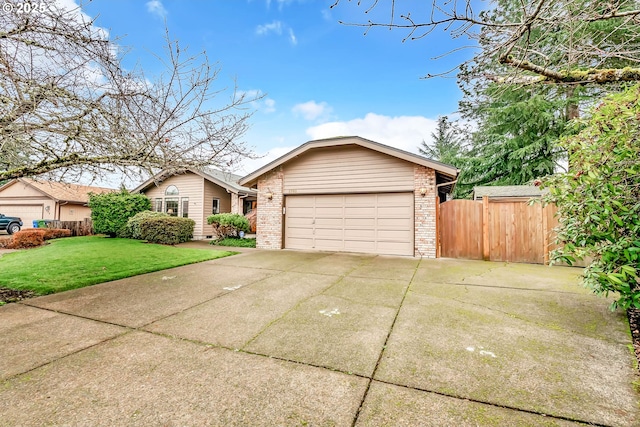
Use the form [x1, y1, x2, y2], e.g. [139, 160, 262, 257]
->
[120, 211, 170, 239]
[207, 213, 250, 239]
[89, 190, 151, 237]
[139, 217, 195, 245]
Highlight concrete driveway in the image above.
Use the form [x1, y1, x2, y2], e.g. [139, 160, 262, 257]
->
[0, 250, 638, 426]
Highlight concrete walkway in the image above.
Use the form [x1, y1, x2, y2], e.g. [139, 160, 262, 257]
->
[0, 250, 637, 426]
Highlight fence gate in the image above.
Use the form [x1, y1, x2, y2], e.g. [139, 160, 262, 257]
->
[438, 197, 556, 264]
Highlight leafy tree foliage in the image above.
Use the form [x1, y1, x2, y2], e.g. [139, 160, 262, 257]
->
[0, 1, 256, 182]
[542, 85, 640, 309]
[89, 191, 151, 237]
[419, 116, 465, 166]
[454, 85, 570, 197]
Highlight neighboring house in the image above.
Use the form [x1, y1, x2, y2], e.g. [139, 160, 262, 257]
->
[134, 168, 257, 239]
[239, 136, 459, 257]
[472, 185, 546, 201]
[0, 178, 115, 228]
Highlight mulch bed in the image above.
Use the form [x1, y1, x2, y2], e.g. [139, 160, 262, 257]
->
[0, 287, 37, 305]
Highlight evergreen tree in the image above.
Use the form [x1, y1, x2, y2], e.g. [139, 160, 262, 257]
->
[418, 116, 465, 166]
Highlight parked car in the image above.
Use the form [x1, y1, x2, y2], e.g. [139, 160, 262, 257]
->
[0, 214, 23, 234]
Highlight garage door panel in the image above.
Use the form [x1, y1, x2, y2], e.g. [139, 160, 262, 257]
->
[345, 217, 376, 227]
[344, 206, 376, 217]
[376, 218, 413, 230]
[344, 228, 376, 239]
[285, 193, 413, 256]
[315, 228, 343, 238]
[345, 194, 376, 205]
[378, 229, 413, 240]
[0, 205, 44, 229]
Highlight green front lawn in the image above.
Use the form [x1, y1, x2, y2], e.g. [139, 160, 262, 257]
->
[210, 237, 257, 248]
[0, 236, 235, 295]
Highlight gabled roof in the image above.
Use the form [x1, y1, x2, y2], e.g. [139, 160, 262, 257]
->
[133, 168, 256, 195]
[238, 136, 459, 187]
[0, 178, 115, 203]
[473, 185, 547, 200]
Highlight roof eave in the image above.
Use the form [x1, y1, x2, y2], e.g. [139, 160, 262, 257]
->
[238, 136, 459, 187]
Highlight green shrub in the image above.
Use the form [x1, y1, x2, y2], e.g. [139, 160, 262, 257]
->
[139, 217, 195, 244]
[121, 211, 170, 239]
[89, 190, 151, 237]
[542, 84, 640, 310]
[207, 213, 250, 239]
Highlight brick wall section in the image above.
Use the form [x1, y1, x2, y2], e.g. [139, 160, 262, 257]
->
[230, 194, 240, 215]
[414, 165, 437, 258]
[256, 167, 284, 249]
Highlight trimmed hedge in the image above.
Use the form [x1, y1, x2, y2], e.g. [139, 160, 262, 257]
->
[89, 190, 151, 237]
[139, 217, 195, 245]
[207, 213, 250, 239]
[120, 211, 170, 239]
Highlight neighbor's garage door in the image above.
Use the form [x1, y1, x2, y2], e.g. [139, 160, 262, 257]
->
[285, 193, 414, 256]
[0, 205, 44, 229]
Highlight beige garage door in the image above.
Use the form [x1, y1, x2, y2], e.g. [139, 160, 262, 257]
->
[285, 193, 414, 256]
[0, 205, 44, 229]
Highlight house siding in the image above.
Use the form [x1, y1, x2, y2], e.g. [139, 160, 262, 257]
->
[203, 180, 232, 237]
[59, 204, 92, 221]
[283, 145, 415, 194]
[143, 174, 206, 237]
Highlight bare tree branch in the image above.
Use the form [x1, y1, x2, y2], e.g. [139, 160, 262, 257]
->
[0, 0, 259, 183]
[332, 0, 640, 84]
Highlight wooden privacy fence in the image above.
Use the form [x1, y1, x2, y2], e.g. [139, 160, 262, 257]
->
[438, 197, 559, 264]
[49, 219, 94, 236]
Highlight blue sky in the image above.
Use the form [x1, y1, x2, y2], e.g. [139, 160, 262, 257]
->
[81, 0, 475, 175]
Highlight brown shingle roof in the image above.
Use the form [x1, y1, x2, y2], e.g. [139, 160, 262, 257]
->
[20, 178, 116, 203]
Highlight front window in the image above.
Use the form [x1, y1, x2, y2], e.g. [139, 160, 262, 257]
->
[154, 199, 163, 212]
[165, 185, 179, 196]
[181, 198, 189, 218]
[165, 198, 179, 216]
[212, 198, 220, 215]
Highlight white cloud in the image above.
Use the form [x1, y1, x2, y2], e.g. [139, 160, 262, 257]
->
[306, 113, 439, 154]
[288, 28, 297, 46]
[292, 101, 332, 121]
[256, 21, 283, 36]
[237, 144, 298, 175]
[146, 0, 167, 18]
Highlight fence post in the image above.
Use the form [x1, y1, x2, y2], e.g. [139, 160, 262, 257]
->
[542, 204, 549, 265]
[482, 196, 490, 261]
[435, 196, 441, 258]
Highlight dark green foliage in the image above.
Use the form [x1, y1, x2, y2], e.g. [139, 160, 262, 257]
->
[210, 237, 256, 248]
[419, 116, 466, 166]
[543, 85, 640, 310]
[456, 86, 570, 197]
[120, 211, 170, 239]
[139, 217, 195, 244]
[207, 213, 250, 239]
[89, 190, 151, 237]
